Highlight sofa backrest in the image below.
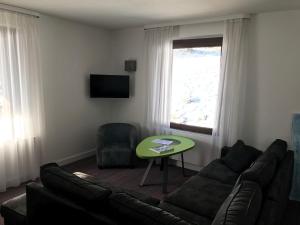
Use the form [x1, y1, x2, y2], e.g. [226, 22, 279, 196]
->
[239, 139, 288, 189]
[263, 139, 287, 162]
[256, 150, 294, 225]
[237, 139, 292, 225]
[40, 163, 112, 211]
[240, 154, 277, 188]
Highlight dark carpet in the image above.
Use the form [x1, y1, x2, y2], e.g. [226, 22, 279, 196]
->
[0, 156, 299, 225]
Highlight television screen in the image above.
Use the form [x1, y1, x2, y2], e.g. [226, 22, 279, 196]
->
[90, 74, 129, 98]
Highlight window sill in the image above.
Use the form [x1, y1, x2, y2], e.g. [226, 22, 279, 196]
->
[170, 122, 212, 135]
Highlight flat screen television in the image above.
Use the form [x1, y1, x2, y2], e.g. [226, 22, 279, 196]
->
[90, 74, 129, 98]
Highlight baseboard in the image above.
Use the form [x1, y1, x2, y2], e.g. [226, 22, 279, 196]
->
[56, 148, 96, 166]
[54, 149, 201, 171]
[169, 159, 202, 171]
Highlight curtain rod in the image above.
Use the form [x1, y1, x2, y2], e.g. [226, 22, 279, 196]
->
[0, 3, 40, 18]
[144, 14, 251, 30]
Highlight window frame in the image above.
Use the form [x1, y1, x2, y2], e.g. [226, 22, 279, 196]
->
[170, 37, 223, 135]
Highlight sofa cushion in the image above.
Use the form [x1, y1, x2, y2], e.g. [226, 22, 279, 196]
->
[240, 154, 277, 188]
[222, 140, 261, 173]
[198, 159, 239, 185]
[264, 139, 287, 162]
[159, 201, 212, 225]
[220, 146, 231, 158]
[109, 192, 191, 225]
[212, 181, 262, 225]
[164, 175, 233, 219]
[40, 163, 112, 210]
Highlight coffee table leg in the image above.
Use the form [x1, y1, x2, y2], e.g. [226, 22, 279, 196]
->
[181, 153, 186, 177]
[160, 158, 164, 171]
[140, 159, 154, 186]
[163, 157, 168, 193]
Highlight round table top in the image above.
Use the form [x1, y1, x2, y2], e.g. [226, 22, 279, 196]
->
[136, 135, 195, 159]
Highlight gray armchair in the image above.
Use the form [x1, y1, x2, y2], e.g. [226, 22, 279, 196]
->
[96, 123, 138, 168]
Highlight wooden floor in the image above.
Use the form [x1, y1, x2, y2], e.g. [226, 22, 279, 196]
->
[0, 156, 300, 225]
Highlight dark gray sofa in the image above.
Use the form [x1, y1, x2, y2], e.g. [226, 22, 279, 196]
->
[1, 139, 293, 225]
[158, 139, 293, 225]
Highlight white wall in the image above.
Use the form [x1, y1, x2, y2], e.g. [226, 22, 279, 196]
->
[109, 27, 146, 129]
[243, 10, 300, 150]
[39, 15, 112, 163]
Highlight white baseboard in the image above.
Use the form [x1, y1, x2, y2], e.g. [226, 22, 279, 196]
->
[169, 159, 202, 171]
[56, 148, 96, 166]
[54, 149, 201, 171]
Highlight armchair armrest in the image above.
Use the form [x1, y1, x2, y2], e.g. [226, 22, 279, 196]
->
[96, 127, 106, 149]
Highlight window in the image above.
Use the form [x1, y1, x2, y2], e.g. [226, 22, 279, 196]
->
[170, 37, 222, 135]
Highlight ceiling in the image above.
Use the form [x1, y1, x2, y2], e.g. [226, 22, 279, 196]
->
[1, 0, 300, 29]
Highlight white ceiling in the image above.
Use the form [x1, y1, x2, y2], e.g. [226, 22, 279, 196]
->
[1, 0, 300, 29]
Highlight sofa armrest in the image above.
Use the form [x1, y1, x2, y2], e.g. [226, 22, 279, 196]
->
[1, 193, 27, 225]
[26, 182, 111, 225]
[109, 192, 191, 225]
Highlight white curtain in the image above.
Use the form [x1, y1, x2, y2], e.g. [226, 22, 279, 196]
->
[212, 19, 249, 156]
[0, 10, 44, 191]
[144, 26, 178, 135]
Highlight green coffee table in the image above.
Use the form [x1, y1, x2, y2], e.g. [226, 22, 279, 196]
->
[136, 135, 195, 193]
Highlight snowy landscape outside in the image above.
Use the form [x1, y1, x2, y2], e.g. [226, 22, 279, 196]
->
[171, 47, 221, 128]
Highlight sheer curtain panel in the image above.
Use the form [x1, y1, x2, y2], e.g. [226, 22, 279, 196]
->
[144, 26, 178, 135]
[212, 19, 249, 157]
[0, 10, 44, 191]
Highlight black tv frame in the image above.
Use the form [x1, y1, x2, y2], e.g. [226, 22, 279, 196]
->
[90, 74, 129, 98]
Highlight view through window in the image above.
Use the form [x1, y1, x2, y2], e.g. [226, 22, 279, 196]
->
[170, 38, 222, 134]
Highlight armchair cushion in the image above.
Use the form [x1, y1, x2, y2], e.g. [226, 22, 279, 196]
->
[99, 145, 132, 167]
